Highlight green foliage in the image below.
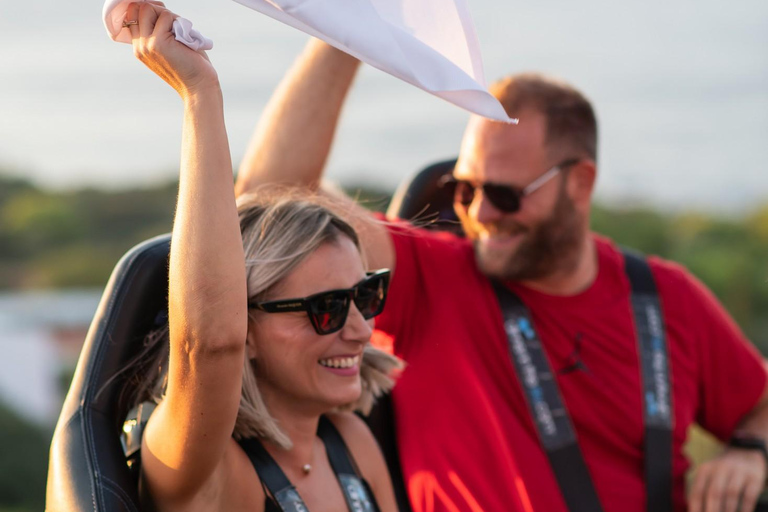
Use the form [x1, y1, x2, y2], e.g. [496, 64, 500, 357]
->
[591, 205, 671, 256]
[0, 402, 50, 512]
[2, 171, 768, 352]
[592, 204, 768, 354]
[0, 174, 176, 289]
[343, 185, 393, 213]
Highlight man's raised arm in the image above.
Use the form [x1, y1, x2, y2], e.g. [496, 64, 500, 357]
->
[235, 39, 360, 194]
[235, 38, 395, 271]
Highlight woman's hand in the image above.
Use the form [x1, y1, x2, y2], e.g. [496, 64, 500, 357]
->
[125, 1, 218, 99]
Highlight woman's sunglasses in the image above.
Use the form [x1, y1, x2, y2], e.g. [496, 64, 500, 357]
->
[248, 269, 391, 335]
[442, 158, 581, 213]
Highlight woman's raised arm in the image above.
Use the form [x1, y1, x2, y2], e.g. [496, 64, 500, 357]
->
[125, 2, 248, 505]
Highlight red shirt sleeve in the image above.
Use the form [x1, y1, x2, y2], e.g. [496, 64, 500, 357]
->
[654, 258, 768, 440]
[371, 220, 474, 357]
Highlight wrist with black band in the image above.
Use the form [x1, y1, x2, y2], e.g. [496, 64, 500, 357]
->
[729, 433, 768, 473]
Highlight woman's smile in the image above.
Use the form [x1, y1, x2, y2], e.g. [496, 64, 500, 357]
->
[318, 354, 361, 376]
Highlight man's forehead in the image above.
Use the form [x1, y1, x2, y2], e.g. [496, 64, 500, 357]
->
[456, 113, 548, 181]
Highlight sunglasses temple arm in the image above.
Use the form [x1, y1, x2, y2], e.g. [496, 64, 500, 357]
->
[522, 166, 561, 196]
[252, 301, 308, 313]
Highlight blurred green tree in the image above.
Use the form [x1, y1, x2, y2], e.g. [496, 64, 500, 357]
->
[0, 402, 49, 512]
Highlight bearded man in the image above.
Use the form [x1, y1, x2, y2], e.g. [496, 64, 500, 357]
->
[236, 40, 768, 512]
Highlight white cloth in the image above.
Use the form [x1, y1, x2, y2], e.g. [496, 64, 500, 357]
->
[102, 0, 213, 51]
[231, 0, 515, 123]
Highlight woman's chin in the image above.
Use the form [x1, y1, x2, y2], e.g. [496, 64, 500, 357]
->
[315, 380, 362, 411]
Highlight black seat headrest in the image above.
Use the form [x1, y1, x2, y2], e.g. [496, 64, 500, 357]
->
[46, 235, 171, 512]
[386, 158, 463, 236]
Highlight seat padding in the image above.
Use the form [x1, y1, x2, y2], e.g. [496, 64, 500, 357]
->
[386, 158, 462, 235]
[46, 235, 171, 512]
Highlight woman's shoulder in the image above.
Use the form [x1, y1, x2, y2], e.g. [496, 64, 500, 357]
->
[138, 436, 268, 512]
[325, 412, 379, 457]
[222, 437, 268, 512]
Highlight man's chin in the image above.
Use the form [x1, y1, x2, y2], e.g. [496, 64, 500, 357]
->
[479, 233, 524, 251]
[474, 244, 520, 280]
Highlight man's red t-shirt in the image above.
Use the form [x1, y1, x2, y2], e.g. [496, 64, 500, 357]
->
[371, 224, 767, 512]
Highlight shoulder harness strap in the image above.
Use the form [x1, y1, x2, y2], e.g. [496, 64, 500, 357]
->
[237, 437, 308, 512]
[492, 280, 605, 512]
[238, 419, 379, 512]
[318, 416, 379, 512]
[623, 249, 673, 512]
[491, 248, 672, 512]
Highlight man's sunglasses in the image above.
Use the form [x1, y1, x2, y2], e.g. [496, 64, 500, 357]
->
[248, 269, 391, 335]
[442, 158, 581, 213]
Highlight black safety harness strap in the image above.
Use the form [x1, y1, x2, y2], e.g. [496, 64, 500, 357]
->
[492, 249, 672, 512]
[318, 416, 378, 512]
[238, 437, 308, 512]
[493, 280, 605, 512]
[624, 250, 673, 512]
[238, 417, 377, 512]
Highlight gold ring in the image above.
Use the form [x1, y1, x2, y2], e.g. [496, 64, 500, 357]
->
[122, 19, 139, 27]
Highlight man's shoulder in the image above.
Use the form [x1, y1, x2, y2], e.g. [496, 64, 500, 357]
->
[592, 233, 692, 289]
[646, 254, 692, 287]
[385, 217, 474, 259]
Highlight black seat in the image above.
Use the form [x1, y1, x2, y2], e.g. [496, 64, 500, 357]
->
[386, 158, 462, 236]
[46, 235, 171, 512]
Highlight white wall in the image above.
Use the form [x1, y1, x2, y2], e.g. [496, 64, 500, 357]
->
[0, 328, 61, 425]
[0, 290, 100, 426]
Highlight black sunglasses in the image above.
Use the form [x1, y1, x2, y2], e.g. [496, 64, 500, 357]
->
[442, 158, 581, 213]
[248, 269, 391, 335]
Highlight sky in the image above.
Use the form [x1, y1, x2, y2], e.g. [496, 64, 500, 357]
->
[0, 0, 766, 213]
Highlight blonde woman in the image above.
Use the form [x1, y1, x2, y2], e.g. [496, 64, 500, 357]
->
[121, 3, 400, 511]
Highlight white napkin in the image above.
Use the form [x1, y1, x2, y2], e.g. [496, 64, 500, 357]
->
[231, 0, 515, 123]
[102, 0, 213, 51]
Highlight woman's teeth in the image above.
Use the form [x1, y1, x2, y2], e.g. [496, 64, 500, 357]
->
[318, 356, 360, 369]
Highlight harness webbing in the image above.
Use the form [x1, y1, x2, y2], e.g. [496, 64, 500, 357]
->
[493, 250, 672, 512]
[238, 416, 377, 512]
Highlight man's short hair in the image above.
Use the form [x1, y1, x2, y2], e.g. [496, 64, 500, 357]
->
[490, 73, 598, 161]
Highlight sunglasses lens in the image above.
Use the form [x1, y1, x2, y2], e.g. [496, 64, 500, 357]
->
[304, 273, 390, 334]
[309, 292, 350, 334]
[454, 181, 521, 213]
[355, 273, 389, 319]
[483, 184, 521, 213]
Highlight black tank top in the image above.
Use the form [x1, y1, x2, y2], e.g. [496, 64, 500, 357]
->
[238, 416, 382, 512]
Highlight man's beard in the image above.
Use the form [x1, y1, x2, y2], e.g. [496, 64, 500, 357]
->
[471, 186, 584, 281]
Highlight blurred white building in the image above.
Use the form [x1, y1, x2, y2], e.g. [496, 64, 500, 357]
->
[0, 290, 100, 426]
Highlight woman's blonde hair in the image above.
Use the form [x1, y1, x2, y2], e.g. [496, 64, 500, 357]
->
[126, 188, 402, 449]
